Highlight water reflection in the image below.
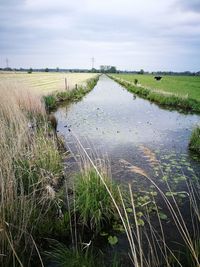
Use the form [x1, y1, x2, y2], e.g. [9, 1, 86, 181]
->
[55, 75, 200, 184]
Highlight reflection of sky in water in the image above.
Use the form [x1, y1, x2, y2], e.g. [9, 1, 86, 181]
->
[56, 75, 200, 153]
[56, 75, 200, 258]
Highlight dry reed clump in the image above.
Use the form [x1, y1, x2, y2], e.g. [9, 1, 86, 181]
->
[0, 81, 62, 266]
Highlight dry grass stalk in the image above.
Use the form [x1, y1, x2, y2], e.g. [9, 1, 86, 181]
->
[139, 145, 159, 167]
[119, 159, 148, 177]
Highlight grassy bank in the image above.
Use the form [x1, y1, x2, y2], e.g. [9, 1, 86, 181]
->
[110, 74, 200, 113]
[112, 74, 200, 101]
[43, 75, 100, 111]
[0, 74, 102, 266]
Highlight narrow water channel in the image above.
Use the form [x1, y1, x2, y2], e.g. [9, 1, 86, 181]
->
[55, 74, 200, 265]
[56, 75, 200, 187]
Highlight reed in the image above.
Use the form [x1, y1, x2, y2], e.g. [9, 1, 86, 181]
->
[0, 82, 63, 266]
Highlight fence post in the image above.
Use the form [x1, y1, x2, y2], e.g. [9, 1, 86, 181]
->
[65, 78, 67, 90]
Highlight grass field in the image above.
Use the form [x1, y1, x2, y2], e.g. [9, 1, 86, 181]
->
[112, 74, 200, 100]
[0, 71, 97, 94]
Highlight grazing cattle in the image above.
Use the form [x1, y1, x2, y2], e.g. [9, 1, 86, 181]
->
[154, 76, 162, 81]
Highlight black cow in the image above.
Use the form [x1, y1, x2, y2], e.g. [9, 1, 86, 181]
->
[154, 76, 162, 81]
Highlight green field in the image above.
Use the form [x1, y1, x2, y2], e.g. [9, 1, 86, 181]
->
[112, 74, 200, 100]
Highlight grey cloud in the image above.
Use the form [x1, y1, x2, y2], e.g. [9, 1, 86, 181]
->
[0, 0, 25, 7]
[177, 0, 200, 12]
[0, 0, 199, 71]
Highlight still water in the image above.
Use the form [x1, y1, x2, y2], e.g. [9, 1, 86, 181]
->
[56, 75, 200, 186]
[55, 74, 200, 265]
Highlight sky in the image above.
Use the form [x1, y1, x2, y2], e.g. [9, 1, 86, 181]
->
[0, 0, 200, 71]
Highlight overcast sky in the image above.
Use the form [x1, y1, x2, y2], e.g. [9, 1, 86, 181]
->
[0, 0, 200, 71]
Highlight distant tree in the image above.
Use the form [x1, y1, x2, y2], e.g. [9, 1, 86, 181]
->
[100, 65, 108, 73]
[109, 66, 117, 73]
[45, 68, 49, 72]
[27, 67, 33, 74]
[91, 68, 97, 73]
[138, 69, 144, 74]
[4, 67, 12, 71]
[134, 78, 138, 85]
[100, 65, 117, 73]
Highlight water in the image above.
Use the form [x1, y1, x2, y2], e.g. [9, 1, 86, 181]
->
[55, 75, 200, 265]
[56, 75, 200, 185]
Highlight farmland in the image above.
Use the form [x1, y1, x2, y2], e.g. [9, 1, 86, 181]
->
[0, 71, 97, 94]
[112, 74, 200, 100]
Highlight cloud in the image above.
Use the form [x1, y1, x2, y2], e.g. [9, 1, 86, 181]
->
[0, 0, 199, 71]
[0, 0, 25, 7]
[177, 0, 200, 12]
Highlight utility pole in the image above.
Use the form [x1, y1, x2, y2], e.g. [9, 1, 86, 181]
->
[6, 58, 9, 68]
[91, 57, 95, 69]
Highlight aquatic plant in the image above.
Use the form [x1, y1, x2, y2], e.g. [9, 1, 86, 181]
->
[189, 126, 200, 154]
[74, 137, 200, 267]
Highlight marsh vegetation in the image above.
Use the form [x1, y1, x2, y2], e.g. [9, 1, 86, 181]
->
[0, 73, 200, 266]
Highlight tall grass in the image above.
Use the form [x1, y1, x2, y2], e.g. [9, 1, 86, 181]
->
[0, 75, 99, 266]
[0, 82, 63, 266]
[189, 126, 200, 154]
[74, 169, 121, 233]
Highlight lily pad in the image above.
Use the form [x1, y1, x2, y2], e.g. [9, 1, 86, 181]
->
[108, 235, 118, 246]
[159, 212, 168, 220]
